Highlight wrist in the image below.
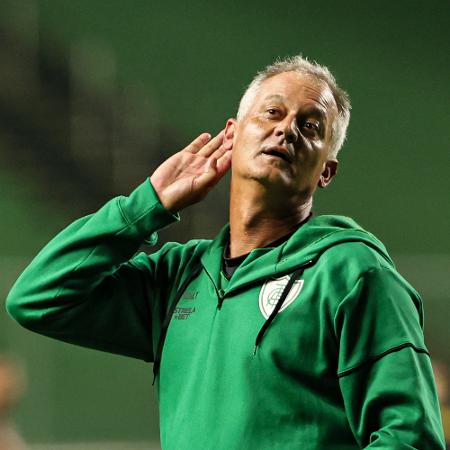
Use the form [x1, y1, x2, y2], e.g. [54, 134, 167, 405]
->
[148, 176, 178, 214]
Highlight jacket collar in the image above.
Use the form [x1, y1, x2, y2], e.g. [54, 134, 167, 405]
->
[200, 215, 393, 296]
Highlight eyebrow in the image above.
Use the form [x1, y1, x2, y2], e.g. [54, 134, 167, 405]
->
[262, 94, 285, 103]
[262, 95, 328, 119]
[301, 106, 328, 122]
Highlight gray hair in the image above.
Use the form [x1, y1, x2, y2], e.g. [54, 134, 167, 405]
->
[236, 55, 351, 159]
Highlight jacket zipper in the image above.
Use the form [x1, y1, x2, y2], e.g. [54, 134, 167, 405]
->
[253, 259, 315, 355]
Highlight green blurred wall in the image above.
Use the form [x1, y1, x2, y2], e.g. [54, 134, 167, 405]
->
[1, 0, 449, 444]
[35, 0, 450, 252]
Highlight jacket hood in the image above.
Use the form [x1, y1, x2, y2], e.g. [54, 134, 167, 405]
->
[155, 215, 396, 379]
[200, 215, 394, 296]
[280, 215, 393, 267]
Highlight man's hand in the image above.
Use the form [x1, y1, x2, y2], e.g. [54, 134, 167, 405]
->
[150, 130, 232, 213]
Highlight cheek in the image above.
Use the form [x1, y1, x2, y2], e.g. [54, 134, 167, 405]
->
[229, 136, 249, 171]
[242, 117, 271, 139]
[296, 143, 321, 166]
[234, 121, 266, 152]
[294, 145, 328, 181]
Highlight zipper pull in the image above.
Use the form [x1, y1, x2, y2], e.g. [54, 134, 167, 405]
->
[217, 289, 225, 310]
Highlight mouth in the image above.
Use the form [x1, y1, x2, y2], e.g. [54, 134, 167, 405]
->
[260, 146, 292, 163]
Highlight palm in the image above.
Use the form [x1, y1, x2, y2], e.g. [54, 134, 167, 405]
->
[150, 131, 231, 212]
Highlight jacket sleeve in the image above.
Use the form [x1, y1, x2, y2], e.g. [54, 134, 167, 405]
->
[5, 178, 181, 362]
[335, 267, 445, 449]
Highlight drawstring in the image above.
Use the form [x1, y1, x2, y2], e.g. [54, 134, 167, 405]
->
[152, 266, 202, 384]
[253, 260, 315, 355]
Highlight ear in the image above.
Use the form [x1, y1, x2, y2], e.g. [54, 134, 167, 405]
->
[223, 118, 236, 151]
[318, 160, 338, 188]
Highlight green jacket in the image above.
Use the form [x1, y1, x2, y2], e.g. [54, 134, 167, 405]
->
[6, 179, 445, 449]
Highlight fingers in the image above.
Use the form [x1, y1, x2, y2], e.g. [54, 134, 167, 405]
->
[216, 150, 232, 175]
[184, 133, 212, 154]
[183, 130, 224, 156]
[194, 149, 230, 188]
[197, 129, 225, 157]
[206, 141, 228, 161]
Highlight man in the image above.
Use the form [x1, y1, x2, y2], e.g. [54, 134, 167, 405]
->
[6, 56, 445, 449]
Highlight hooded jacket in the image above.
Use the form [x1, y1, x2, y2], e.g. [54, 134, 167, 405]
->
[6, 179, 445, 449]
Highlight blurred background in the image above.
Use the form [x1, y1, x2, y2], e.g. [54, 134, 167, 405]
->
[0, 0, 449, 448]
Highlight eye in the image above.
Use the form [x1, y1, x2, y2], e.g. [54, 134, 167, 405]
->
[266, 108, 279, 116]
[301, 121, 320, 136]
[304, 121, 318, 130]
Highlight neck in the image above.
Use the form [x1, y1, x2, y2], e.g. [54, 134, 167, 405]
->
[228, 180, 312, 258]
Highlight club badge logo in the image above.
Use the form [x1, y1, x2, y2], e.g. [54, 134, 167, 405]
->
[259, 275, 304, 319]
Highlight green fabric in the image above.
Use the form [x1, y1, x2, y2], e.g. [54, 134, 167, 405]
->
[6, 179, 445, 449]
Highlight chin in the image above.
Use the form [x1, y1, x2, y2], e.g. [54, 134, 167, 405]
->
[248, 167, 293, 189]
[234, 157, 297, 190]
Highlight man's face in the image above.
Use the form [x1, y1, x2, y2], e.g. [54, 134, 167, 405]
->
[228, 71, 338, 199]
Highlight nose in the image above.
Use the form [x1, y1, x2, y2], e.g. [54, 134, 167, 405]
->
[275, 116, 298, 144]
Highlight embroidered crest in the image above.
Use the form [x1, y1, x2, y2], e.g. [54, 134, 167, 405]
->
[258, 276, 304, 319]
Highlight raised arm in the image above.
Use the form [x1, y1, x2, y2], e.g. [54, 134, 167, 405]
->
[5, 131, 232, 361]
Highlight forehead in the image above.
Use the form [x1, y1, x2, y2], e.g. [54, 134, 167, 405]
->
[255, 71, 337, 115]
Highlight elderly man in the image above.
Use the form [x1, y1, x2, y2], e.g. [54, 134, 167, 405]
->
[6, 56, 445, 449]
